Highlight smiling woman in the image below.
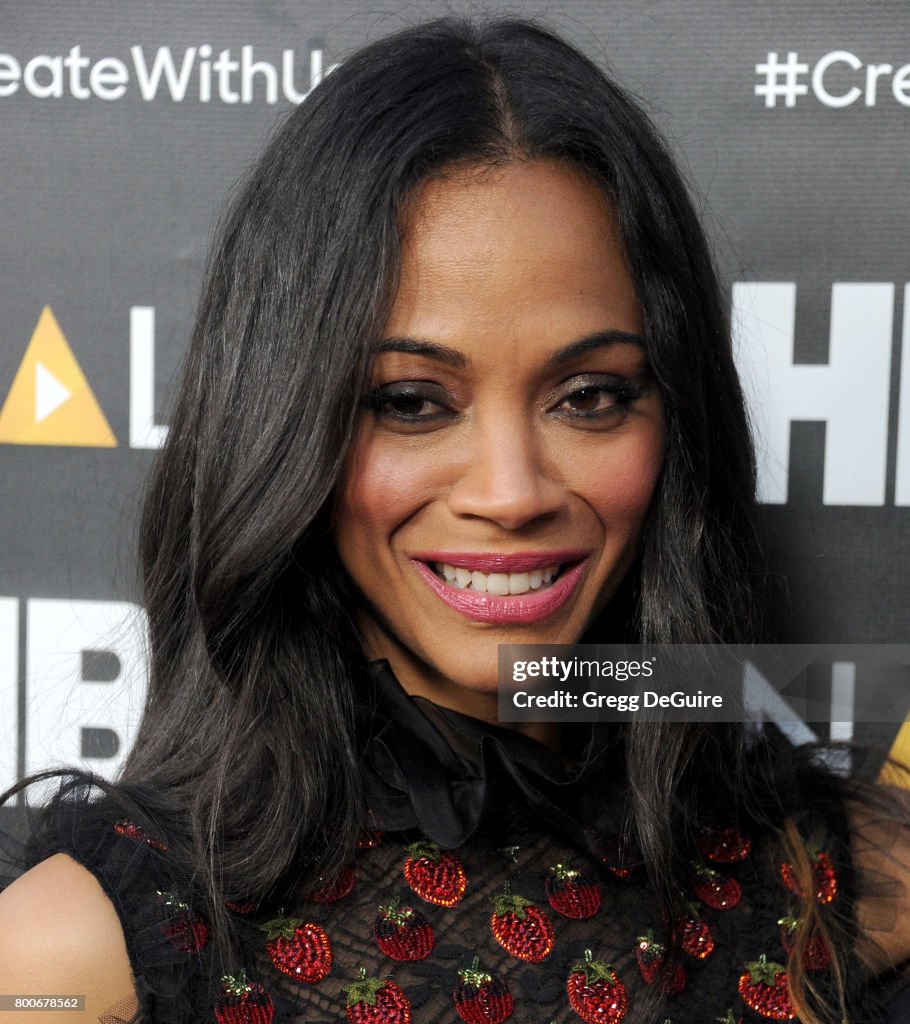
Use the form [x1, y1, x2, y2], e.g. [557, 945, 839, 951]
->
[2, 13, 910, 1024]
[334, 160, 665, 714]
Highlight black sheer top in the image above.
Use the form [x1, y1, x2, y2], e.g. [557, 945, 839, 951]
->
[0, 659, 906, 1023]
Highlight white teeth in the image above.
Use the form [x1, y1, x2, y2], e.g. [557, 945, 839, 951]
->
[434, 562, 562, 595]
[508, 573, 530, 595]
[486, 573, 509, 596]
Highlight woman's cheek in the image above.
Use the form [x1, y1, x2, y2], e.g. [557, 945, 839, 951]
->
[560, 430, 664, 525]
[337, 435, 443, 550]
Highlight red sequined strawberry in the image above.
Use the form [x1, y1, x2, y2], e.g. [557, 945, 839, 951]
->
[692, 860, 742, 910]
[260, 913, 332, 983]
[113, 818, 168, 852]
[780, 848, 837, 904]
[545, 862, 602, 920]
[737, 955, 796, 1020]
[566, 949, 628, 1023]
[490, 882, 554, 962]
[373, 896, 434, 961]
[403, 840, 467, 907]
[778, 915, 831, 970]
[308, 866, 356, 903]
[453, 956, 514, 1024]
[696, 826, 752, 864]
[214, 970, 274, 1024]
[345, 968, 412, 1024]
[635, 930, 686, 995]
[155, 890, 208, 951]
[673, 901, 715, 959]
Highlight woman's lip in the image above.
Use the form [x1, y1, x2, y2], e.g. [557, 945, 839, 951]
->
[410, 549, 590, 573]
[410, 557, 590, 624]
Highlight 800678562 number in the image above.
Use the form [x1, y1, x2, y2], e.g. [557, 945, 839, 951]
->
[0, 996, 84, 1010]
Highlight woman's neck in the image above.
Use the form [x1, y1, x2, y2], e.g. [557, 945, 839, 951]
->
[359, 616, 566, 754]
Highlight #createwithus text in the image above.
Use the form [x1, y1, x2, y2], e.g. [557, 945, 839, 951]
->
[0, 45, 335, 104]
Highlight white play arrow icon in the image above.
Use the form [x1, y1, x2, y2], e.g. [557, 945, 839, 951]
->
[35, 361, 72, 423]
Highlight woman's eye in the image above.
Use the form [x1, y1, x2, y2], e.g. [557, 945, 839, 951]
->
[560, 386, 615, 414]
[555, 378, 644, 418]
[365, 384, 452, 423]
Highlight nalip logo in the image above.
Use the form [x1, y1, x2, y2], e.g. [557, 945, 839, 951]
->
[0, 306, 165, 449]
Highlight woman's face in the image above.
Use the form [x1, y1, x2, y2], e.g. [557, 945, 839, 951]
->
[333, 159, 664, 713]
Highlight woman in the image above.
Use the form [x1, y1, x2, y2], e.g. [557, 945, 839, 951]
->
[1, 14, 909, 1024]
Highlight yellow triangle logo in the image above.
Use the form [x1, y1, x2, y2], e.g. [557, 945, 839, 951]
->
[0, 306, 117, 447]
[880, 718, 910, 787]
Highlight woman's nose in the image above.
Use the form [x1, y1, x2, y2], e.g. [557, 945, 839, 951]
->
[446, 415, 564, 530]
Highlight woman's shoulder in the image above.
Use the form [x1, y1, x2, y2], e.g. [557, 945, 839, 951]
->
[0, 852, 137, 1023]
[0, 769, 217, 1024]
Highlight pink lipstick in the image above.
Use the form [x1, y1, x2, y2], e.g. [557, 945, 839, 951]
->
[410, 552, 589, 624]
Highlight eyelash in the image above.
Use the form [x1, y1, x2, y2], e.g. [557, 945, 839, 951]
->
[363, 376, 647, 425]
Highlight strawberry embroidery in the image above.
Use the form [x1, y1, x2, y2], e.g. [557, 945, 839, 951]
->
[373, 896, 434, 961]
[490, 882, 554, 962]
[692, 861, 742, 910]
[113, 818, 168, 852]
[214, 970, 274, 1024]
[545, 862, 602, 920]
[673, 902, 715, 959]
[566, 949, 628, 1023]
[737, 955, 796, 1020]
[696, 826, 752, 864]
[345, 967, 412, 1024]
[453, 956, 514, 1023]
[260, 913, 332, 983]
[403, 840, 467, 907]
[636, 930, 686, 995]
[155, 890, 208, 951]
[778, 915, 831, 970]
[780, 848, 838, 904]
[308, 866, 356, 903]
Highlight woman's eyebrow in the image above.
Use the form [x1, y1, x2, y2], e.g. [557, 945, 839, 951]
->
[372, 329, 644, 369]
[374, 337, 468, 368]
[547, 330, 645, 366]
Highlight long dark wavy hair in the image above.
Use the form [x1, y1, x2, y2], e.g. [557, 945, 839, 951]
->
[3, 14, 903, 1023]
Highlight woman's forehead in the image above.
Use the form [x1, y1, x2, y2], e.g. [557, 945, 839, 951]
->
[384, 159, 641, 361]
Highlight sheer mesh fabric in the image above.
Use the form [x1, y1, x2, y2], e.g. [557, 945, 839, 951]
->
[98, 993, 140, 1024]
[231, 807, 802, 1022]
[0, 769, 880, 1023]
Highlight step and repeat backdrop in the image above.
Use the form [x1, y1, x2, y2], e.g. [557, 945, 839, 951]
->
[1, 0, 908, 792]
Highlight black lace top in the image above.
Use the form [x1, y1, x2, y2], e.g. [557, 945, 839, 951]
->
[0, 659, 906, 1024]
